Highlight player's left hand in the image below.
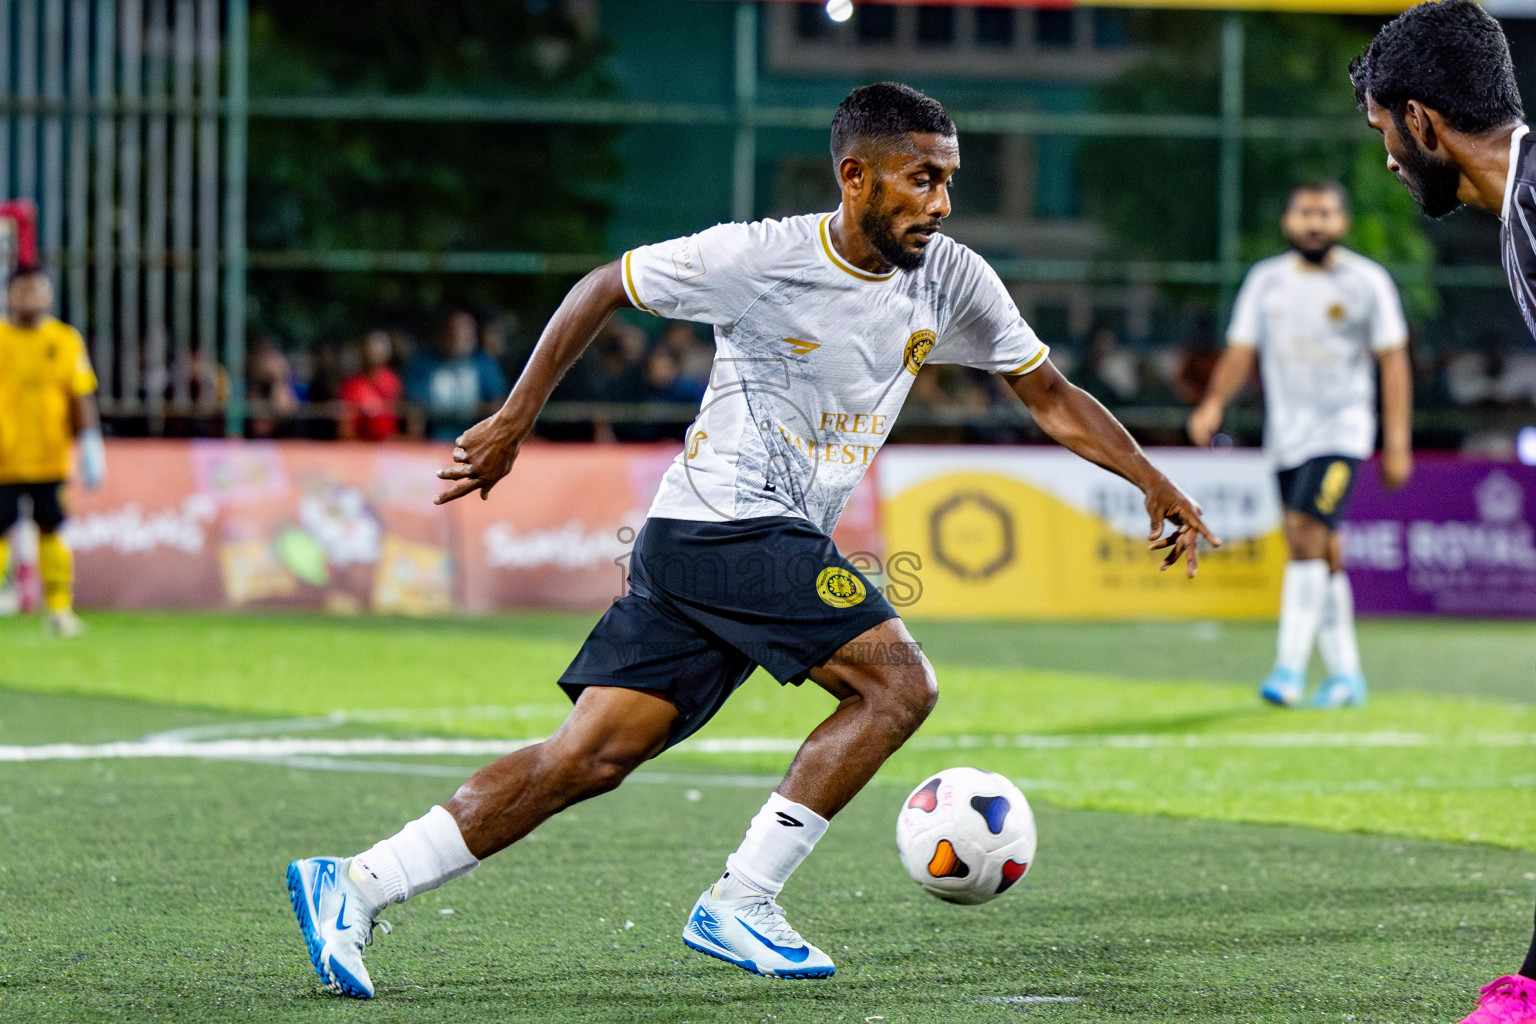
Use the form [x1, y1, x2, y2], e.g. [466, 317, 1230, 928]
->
[434, 414, 522, 504]
[1381, 445, 1413, 491]
[78, 428, 106, 492]
[1143, 477, 1222, 578]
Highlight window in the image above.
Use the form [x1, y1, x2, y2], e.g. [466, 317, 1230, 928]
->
[796, 2, 833, 40]
[973, 7, 1014, 47]
[956, 134, 1003, 215]
[1092, 9, 1130, 49]
[1034, 9, 1075, 49]
[916, 6, 955, 47]
[855, 3, 897, 43]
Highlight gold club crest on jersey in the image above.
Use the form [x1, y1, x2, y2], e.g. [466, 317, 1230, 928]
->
[903, 330, 936, 375]
[816, 566, 867, 608]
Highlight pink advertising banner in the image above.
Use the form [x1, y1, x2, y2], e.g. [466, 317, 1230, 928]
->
[60, 439, 883, 614]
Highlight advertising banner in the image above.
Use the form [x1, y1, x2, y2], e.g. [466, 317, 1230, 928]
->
[877, 447, 1288, 620]
[60, 439, 881, 614]
[1341, 460, 1536, 617]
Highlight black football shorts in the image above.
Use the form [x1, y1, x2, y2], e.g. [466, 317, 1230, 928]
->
[0, 480, 67, 533]
[1275, 455, 1362, 530]
[557, 516, 900, 750]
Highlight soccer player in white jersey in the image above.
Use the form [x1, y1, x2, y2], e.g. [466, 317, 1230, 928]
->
[1189, 182, 1412, 710]
[1355, 5, 1536, 1022]
[285, 82, 1218, 997]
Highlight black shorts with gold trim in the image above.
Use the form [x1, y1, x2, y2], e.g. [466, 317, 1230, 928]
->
[1275, 455, 1362, 530]
[557, 516, 899, 750]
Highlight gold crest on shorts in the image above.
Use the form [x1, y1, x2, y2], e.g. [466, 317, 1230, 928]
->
[903, 330, 936, 375]
[816, 566, 867, 608]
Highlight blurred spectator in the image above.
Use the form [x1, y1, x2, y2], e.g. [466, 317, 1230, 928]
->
[474, 305, 522, 386]
[1075, 322, 1143, 404]
[1442, 347, 1499, 406]
[590, 321, 649, 402]
[1172, 315, 1221, 406]
[1494, 347, 1536, 405]
[655, 321, 714, 392]
[304, 342, 346, 440]
[642, 345, 705, 404]
[339, 329, 403, 442]
[403, 309, 508, 441]
[246, 334, 301, 438]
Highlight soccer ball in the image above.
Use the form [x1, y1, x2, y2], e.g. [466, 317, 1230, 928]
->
[895, 767, 1037, 905]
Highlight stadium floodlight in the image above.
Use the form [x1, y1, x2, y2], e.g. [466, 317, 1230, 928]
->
[1518, 426, 1536, 466]
[826, 0, 853, 23]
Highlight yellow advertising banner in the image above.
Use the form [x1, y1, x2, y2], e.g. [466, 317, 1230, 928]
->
[877, 447, 1288, 620]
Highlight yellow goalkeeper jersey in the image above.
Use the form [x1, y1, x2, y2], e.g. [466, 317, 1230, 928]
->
[0, 316, 97, 484]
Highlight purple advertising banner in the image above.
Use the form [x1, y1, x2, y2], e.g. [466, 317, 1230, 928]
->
[1341, 459, 1536, 616]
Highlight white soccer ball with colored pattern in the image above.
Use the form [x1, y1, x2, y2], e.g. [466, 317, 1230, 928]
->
[895, 767, 1036, 905]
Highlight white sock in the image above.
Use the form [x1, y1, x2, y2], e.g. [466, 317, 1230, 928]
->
[717, 792, 829, 899]
[1275, 559, 1329, 674]
[1317, 571, 1361, 678]
[351, 805, 479, 906]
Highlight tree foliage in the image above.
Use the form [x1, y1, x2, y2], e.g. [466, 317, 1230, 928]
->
[246, 0, 621, 345]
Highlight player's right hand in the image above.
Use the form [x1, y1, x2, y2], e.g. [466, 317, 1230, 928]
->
[1186, 401, 1222, 447]
[434, 414, 522, 504]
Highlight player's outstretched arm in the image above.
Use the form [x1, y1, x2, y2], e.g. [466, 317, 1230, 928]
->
[435, 260, 632, 504]
[1006, 360, 1222, 577]
[1187, 343, 1256, 447]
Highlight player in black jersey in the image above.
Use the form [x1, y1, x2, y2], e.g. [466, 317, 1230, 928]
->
[1353, 4, 1536, 1022]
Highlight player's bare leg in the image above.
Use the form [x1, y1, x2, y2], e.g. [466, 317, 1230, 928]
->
[287, 686, 678, 997]
[783, 616, 937, 818]
[444, 686, 678, 857]
[684, 618, 937, 980]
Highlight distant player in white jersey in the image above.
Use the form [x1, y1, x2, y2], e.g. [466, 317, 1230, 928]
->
[1189, 182, 1413, 709]
[285, 82, 1219, 996]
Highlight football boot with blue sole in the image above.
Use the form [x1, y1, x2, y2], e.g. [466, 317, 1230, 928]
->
[1309, 672, 1368, 708]
[682, 883, 835, 980]
[1260, 667, 1305, 707]
[286, 856, 390, 998]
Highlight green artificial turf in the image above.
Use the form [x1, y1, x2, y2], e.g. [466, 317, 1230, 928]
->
[0, 612, 1532, 1022]
[1, 745, 1533, 1023]
[2, 613, 1532, 848]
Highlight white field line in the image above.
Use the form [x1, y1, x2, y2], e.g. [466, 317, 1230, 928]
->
[217, 753, 785, 789]
[3, 731, 1535, 764]
[981, 996, 1083, 1005]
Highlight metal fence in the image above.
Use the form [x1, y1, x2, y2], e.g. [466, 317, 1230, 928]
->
[0, 0, 1513, 440]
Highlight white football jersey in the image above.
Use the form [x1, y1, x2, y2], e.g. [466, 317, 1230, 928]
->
[623, 210, 1048, 533]
[1226, 248, 1407, 470]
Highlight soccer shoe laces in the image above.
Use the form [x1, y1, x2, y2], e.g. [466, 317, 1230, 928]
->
[737, 895, 807, 949]
[1476, 975, 1536, 1013]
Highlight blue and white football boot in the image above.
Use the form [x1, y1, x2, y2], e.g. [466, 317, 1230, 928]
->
[1259, 667, 1306, 707]
[682, 883, 835, 980]
[1309, 672, 1368, 708]
[286, 857, 391, 998]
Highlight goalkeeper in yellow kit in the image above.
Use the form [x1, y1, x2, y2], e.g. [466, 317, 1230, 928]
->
[0, 266, 104, 636]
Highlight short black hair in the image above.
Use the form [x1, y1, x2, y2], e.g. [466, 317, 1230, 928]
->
[1350, 0, 1523, 134]
[7, 264, 46, 287]
[1288, 180, 1349, 213]
[830, 82, 955, 162]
